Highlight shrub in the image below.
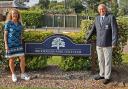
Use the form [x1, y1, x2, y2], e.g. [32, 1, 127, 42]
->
[23, 31, 53, 42]
[64, 32, 85, 44]
[24, 31, 92, 71]
[59, 56, 91, 71]
[23, 31, 54, 70]
[0, 23, 5, 59]
[113, 17, 128, 64]
[58, 32, 91, 71]
[80, 20, 93, 33]
[25, 56, 48, 70]
[50, 4, 64, 10]
[0, 22, 9, 70]
[20, 10, 43, 28]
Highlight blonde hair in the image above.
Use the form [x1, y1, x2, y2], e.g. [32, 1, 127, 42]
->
[5, 8, 22, 24]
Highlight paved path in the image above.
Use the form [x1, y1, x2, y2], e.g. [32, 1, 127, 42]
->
[25, 27, 80, 33]
[123, 41, 128, 53]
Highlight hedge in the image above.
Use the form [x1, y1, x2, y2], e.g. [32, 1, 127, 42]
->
[59, 32, 91, 71]
[0, 16, 128, 71]
[23, 31, 54, 70]
[0, 26, 91, 71]
[23, 31, 91, 71]
[20, 10, 43, 28]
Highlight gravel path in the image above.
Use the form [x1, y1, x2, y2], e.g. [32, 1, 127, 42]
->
[0, 65, 128, 89]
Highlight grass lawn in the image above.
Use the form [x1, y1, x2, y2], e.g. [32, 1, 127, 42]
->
[122, 53, 128, 63]
[48, 54, 128, 65]
[47, 56, 62, 65]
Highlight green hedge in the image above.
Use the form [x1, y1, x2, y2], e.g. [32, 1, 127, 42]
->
[0, 26, 91, 71]
[81, 17, 128, 65]
[59, 56, 91, 71]
[58, 32, 91, 71]
[63, 32, 85, 44]
[23, 31, 91, 71]
[20, 10, 43, 28]
[23, 31, 54, 70]
[23, 31, 53, 42]
[1, 16, 127, 71]
[25, 56, 48, 70]
[0, 28, 54, 70]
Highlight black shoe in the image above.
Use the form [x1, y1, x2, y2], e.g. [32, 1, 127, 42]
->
[94, 75, 104, 80]
[102, 79, 111, 84]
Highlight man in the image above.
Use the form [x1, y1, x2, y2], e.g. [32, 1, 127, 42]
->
[86, 4, 118, 84]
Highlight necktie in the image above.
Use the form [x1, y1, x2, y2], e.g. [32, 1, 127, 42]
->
[100, 17, 104, 25]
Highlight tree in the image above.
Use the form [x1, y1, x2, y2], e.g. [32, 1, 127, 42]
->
[65, 0, 84, 13]
[118, 0, 128, 8]
[111, 0, 118, 16]
[0, 0, 13, 1]
[118, 0, 128, 15]
[38, 0, 50, 9]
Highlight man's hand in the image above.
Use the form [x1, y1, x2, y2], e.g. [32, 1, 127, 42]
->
[112, 46, 116, 49]
[84, 40, 88, 44]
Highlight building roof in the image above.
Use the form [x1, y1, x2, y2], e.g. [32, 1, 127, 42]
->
[0, 1, 13, 8]
[0, 1, 29, 9]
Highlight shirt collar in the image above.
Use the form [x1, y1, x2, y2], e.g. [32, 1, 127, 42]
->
[101, 16, 105, 18]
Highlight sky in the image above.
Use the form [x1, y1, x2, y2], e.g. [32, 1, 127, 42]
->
[25, 0, 64, 7]
[20, 0, 120, 7]
[50, 0, 64, 2]
[24, 0, 39, 7]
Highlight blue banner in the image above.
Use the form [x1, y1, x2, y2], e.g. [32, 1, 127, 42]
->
[25, 34, 91, 56]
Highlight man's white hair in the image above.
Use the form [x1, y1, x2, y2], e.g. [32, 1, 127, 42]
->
[98, 4, 107, 10]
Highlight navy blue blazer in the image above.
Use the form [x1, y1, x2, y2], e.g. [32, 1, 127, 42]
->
[86, 13, 118, 47]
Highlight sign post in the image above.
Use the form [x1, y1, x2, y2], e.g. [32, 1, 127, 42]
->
[24, 34, 97, 72]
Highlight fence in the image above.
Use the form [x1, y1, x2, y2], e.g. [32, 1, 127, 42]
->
[42, 14, 94, 28]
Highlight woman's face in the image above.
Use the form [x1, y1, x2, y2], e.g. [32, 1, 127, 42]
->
[11, 10, 19, 22]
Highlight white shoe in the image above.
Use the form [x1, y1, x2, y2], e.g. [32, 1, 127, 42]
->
[12, 74, 17, 82]
[21, 73, 30, 81]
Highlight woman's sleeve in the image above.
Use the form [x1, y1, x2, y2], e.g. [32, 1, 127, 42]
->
[4, 22, 9, 31]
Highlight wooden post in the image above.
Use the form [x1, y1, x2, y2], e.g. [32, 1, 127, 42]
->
[64, 14, 65, 28]
[76, 15, 77, 28]
[52, 15, 55, 27]
[91, 40, 97, 74]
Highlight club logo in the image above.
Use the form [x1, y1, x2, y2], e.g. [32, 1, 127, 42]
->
[51, 37, 65, 50]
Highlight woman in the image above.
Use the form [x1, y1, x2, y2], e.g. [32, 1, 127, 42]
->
[4, 9, 30, 82]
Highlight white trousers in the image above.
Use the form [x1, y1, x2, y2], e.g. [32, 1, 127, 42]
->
[96, 46, 112, 79]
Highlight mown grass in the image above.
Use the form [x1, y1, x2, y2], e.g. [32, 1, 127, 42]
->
[122, 53, 128, 63]
[47, 56, 62, 65]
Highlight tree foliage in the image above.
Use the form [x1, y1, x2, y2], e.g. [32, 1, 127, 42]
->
[0, 0, 13, 1]
[65, 0, 84, 13]
[111, 0, 118, 16]
[38, 0, 50, 9]
[118, 0, 128, 15]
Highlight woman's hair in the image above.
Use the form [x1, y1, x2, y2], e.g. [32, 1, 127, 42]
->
[5, 8, 22, 23]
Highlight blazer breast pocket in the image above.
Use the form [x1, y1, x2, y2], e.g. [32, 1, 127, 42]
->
[104, 25, 110, 30]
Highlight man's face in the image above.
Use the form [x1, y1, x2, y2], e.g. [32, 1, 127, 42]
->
[98, 5, 106, 16]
